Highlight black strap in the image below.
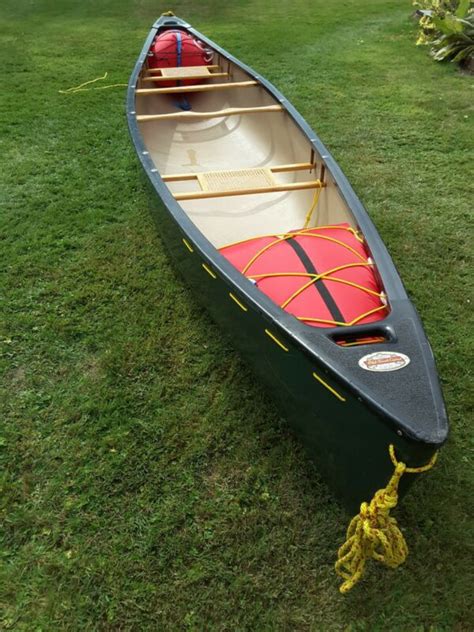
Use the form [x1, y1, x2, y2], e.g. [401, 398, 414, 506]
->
[285, 237, 345, 325]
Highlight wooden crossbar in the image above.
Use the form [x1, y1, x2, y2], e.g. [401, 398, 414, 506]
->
[173, 180, 325, 201]
[142, 72, 229, 83]
[146, 64, 221, 75]
[136, 105, 283, 122]
[136, 80, 258, 95]
[272, 162, 316, 173]
[162, 162, 316, 182]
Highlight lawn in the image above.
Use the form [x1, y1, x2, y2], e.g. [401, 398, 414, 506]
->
[1, 0, 472, 629]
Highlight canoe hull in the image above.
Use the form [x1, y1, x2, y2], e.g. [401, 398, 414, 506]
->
[142, 173, 435, 513]
[128, 15, 448, 513]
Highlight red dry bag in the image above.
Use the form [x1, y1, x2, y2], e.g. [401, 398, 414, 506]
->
[148, 29, 212, 87]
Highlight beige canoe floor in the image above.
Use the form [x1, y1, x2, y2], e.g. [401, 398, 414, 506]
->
[136, 55, 355, 247]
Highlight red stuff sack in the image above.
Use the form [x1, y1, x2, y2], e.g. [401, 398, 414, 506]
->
[148, 29, 212, 87]
[219, 224, 388, 328]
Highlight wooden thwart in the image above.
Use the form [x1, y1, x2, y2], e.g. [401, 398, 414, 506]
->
[174, 180, 324, 201]
[174, 180, 325, 201]
[136, 105, 283, 122]
[136, 80, 258, 95]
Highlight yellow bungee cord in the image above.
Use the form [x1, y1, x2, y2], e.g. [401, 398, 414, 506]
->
[335, 444, 438, 593]
[303, 182, 323, 228]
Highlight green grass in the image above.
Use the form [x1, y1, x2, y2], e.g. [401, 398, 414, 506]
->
[1, 1, 472, 629]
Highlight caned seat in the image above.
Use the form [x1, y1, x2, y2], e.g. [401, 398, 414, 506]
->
[197, 168, 276, 192]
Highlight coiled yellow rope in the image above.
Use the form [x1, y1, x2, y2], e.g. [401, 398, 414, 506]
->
[335, 444, 438, 594]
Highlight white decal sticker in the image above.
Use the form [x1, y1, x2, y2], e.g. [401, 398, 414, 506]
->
[358, 351, 410, 372]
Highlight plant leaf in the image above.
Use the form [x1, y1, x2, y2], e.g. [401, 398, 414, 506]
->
[435, 14, 464, 35]
[452, 46, 472, 61]
[455, 0, 470, 19]
[432, 43, 458, 60]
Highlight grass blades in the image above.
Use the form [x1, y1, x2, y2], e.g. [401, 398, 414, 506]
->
[1, 1, 472, 629]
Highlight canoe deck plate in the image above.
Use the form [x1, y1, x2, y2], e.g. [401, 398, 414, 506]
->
[197, 167, 277, 192]
[160, 66, 212, 78]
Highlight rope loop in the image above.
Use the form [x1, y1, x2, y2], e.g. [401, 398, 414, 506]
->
[389, 443, 437, 473]
[335, 444, 437, 593]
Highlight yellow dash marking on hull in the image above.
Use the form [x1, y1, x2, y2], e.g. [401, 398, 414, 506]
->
[312, 371, 346, 402]
[265, 329, 289, 352]
[202, 263, 217, 279]
[229, 293, 248, 311]
[182, 238, 194, 253]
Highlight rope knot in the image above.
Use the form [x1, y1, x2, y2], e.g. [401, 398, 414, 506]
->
[335, 444, 438, 593]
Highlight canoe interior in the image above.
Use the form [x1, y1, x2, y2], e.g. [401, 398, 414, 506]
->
[135, 43, 356, 248]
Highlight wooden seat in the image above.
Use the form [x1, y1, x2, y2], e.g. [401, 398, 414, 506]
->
[146, 64, 220, 75]
[162, 162, 315, 182]
[142, 72, 229, 83]
[142, 65, 229, 83]
[161, 66, 212, 78]
[198, 168, 276, 193]
[160, 163, 324, 201]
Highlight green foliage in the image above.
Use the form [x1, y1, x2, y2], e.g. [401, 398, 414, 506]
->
[414, 0, 474, 62]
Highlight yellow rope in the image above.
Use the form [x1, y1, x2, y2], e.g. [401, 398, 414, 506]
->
[303, 185, 323, 228]
[59, 72, 127, 94]
[311, 274, 382, 297]
[220, 225, 387, 328]
[248, 271, 382, 298]
[290, 232, 367, 262]
[280, 262, 373, 309]
[242, 235, 286, 274]
[335, 444, 438, 594]
[344, 304, 387, 326]
[242, 231, 367, 276]
[297, 304, 387, 328]
[219, 225, 362, 251]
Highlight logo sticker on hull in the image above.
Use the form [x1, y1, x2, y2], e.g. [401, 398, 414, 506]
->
[358, 351, 410, 372]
